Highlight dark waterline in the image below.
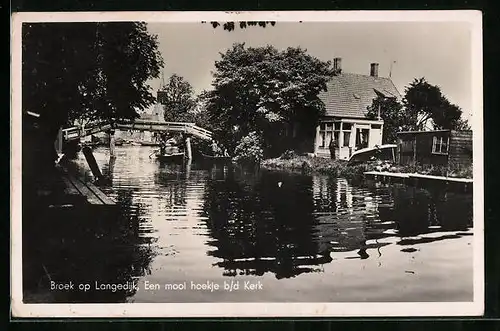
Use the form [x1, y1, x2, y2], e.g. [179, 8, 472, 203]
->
[23, 146, 474, 303]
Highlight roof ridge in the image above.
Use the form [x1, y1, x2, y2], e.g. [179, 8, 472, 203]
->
[337, 72, 393, 80]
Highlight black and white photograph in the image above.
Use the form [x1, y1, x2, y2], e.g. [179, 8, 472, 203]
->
[11, 11, 483, 317]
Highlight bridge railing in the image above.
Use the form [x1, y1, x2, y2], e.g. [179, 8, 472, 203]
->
[187, 124, 213, 141]
[62, 127, 80, 141]
[61, 119, 214, 141]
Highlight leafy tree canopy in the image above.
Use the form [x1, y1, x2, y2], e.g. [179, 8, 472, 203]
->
[403, 77, 467, 130]
[22, 22, 163, 131]
[158, 74, 196, 122]
[202, 43, 334, 156]
[367, 77, 471, 143]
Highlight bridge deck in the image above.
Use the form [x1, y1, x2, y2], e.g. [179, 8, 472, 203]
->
[63, 120, 213, 142]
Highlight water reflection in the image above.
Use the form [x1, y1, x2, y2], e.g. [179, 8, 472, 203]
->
[203, 170, 473, 278]
[203, 170, 329, 279]
[24, 146, 473, 302]
[23, 187, 156, 303]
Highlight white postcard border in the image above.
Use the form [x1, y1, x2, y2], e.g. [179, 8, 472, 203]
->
[10, 10, 484, 318]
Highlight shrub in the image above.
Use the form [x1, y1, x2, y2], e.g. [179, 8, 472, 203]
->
[280, 149, 298, 160]
[233, 132, 264, 165]
[447, 162, 473, 179]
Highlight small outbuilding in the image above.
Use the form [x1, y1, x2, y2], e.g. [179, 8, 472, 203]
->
[396, 130, 473, 168]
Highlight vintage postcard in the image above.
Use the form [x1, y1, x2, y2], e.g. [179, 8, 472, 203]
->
[11, 11, 483, 318]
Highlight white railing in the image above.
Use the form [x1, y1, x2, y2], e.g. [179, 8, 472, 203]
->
[187, 124, 213, 140]
[62, 119, 213, 141]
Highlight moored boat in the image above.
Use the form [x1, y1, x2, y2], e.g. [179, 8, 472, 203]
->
[155, 144, 184, 163]
[140, 141, 160, 147]
[156, 152, 185, 163]
[347, 144, 397, 165]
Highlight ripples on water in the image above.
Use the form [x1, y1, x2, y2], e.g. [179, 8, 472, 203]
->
[29, 145, 473, 303]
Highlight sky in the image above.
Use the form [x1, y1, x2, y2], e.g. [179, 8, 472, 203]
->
[146, 21, 474, 119]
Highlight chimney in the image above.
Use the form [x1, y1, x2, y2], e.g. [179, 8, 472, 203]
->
[333, 57, 342, 74]
[370, 63, 379, 77]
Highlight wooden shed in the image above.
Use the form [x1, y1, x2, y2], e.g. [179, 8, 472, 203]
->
[396, 130, 472, 168]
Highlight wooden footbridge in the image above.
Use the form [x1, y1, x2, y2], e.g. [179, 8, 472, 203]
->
[54, 119, 215, 209]
[61, 119, 213, 142]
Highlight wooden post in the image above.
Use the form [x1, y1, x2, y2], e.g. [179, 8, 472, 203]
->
[82, 146, 103, 180]
[185, 158, 192, 179]
[185, 136, 192, 160]
[107, 155, 116, 182]
[413, 136, 417, 166]
[109, 129, 116, 157]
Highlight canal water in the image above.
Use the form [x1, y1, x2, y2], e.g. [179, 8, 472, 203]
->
[32, 145, 474, 303]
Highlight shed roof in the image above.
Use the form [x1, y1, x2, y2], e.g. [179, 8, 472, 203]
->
[319, 73, 401, 119]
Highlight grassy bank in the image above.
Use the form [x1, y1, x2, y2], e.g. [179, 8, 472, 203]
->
[261, 155, 370, 180]
[261, 155, 473, 180]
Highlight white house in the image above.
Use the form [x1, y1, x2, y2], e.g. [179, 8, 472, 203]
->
[314, 58, 401, 160]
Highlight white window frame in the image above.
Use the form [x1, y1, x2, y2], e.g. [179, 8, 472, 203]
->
[319, 121, 339, 149]
[432, 136, 450, 155]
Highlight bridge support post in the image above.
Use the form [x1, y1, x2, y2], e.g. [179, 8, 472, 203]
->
[54, 127, 63, 155]
[185, 137, 192, 160]
[109, 129, 116, 157]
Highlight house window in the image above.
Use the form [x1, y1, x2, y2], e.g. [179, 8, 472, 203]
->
[341, 123, 352, 147]
[319, 122, 328, 148]
[343, 131, 351, 147]
[432, 136, 449, 154]
[319, 122, 339, 148]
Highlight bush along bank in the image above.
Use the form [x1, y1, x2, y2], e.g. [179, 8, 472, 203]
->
[261, 151, 473, 180]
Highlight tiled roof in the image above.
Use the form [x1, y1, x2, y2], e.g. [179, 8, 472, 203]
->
[318, 73, 401, 119]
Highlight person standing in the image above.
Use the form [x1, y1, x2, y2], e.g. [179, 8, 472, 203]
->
[329, 137, 336, 160]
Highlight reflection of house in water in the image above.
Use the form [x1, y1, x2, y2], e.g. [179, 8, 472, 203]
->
[312, 175, 474, 255]
[203, 171, 332, 279]
[203, 171, 474, 278]
[312, 176, 393, 257]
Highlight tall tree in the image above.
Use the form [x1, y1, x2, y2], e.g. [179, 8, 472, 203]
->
[454, 117, 472, 130]
[22, 22, 163, 140]
[403, 78, 466, 130]
[158, 74, 196, 122]
[203, 43, 334, 156]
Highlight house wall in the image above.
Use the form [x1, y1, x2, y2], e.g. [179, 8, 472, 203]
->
[449, 130, 473, 167]
[368, 126, 383, 148]
[314, 117, 384, 160]
[397, 131, 457, 167]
